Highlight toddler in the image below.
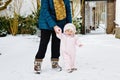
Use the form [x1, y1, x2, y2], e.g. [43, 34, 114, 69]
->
[56, 23, 82, 73]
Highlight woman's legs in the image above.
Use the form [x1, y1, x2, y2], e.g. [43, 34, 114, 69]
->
[34, 29, 52, 73]
[51, 31, 61, 70]
[34, 29, 61, 73]
[35, 29, 51, 59]
[51, 31, 60, 59]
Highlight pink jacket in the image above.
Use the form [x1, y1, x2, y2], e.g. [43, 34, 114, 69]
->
[56, 33, 80, 53]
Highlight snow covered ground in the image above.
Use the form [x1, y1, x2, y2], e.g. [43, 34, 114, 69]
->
[0, 29, 120, 80]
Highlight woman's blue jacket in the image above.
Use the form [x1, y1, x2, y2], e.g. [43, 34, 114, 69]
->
[38, 0, 72, 30]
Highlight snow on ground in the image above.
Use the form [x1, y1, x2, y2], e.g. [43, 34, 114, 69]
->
[0, 30, 120, 80]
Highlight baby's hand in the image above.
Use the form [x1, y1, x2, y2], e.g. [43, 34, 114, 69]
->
[79, 44, 83, 47]
[54, 26, 62, 34]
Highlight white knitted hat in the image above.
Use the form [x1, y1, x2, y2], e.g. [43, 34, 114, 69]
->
[64, 23, 76, 33]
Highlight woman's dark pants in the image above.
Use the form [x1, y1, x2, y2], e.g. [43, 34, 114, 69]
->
[35, 29, 60, 60]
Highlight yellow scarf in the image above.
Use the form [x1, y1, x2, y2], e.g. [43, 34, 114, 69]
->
[53, 0, 66, 20]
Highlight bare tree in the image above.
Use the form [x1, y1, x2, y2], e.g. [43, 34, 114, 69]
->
[0, 0, 12, 11]
[9, 0, 24, 35]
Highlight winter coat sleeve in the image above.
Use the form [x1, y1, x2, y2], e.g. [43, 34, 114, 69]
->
[75, 36, 82, 46]
[56, 33, 63, 39]
[41, 0, 56, 28]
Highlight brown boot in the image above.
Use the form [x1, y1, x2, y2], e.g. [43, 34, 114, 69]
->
[51, 58, 62, 71]
[34, 59, 42, 74]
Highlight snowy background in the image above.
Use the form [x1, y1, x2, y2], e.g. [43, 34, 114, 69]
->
[116, 0, 120, 25]
[22, 0, 120, 25]
[1, 0, 120, 79]
[0, 28, 120, 80]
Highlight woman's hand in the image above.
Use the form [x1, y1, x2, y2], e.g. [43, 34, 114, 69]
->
[54, 25, 62, 34]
